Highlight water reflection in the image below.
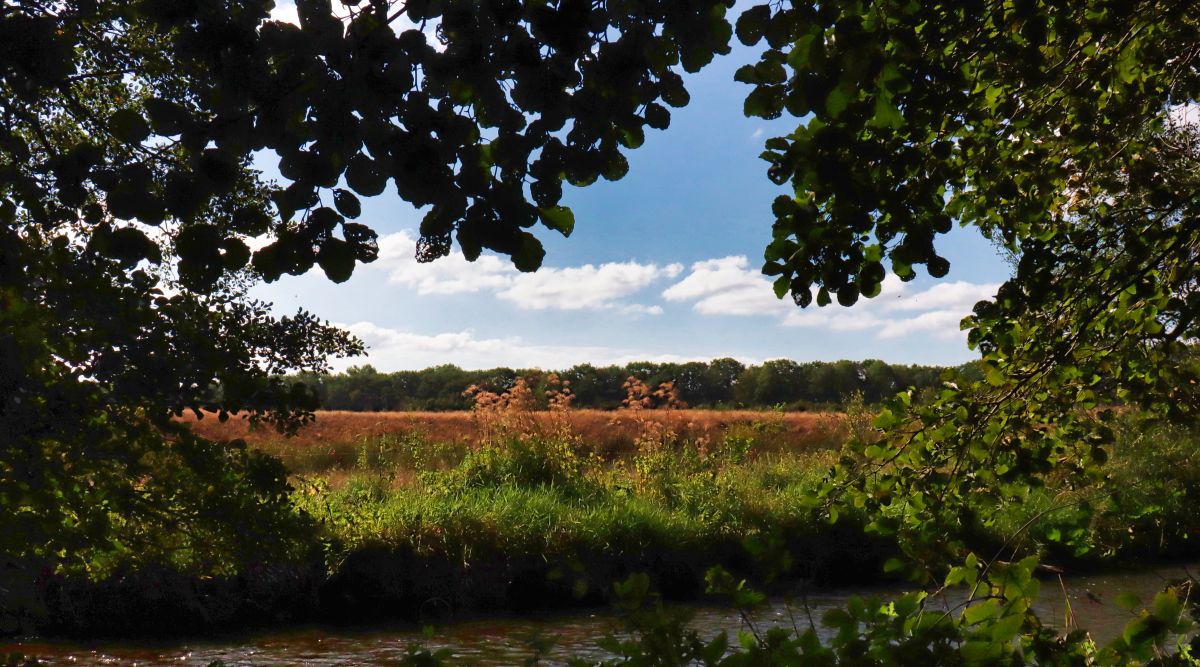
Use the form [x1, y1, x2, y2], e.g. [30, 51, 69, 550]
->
[6, 563, 1194, 666]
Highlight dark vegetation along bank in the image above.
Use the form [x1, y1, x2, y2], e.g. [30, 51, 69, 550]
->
[301, 358, 982, 412]
[16, 383, 1200, 639]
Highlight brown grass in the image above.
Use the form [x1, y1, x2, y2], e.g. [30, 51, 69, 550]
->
[184, 409, 845, 459]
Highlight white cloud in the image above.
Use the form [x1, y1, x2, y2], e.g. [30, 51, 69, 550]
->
[373, 231, 677, 312]
[784, 275, 998, 340]
[781, 309, 882, 332]
[878, 309, 970, 339]
[268, 1, 300, 25]
[377, 232, 512, 295]
[338, 321, 717, 371]
[621, 304, 664, 316]
[665, 255, 999, 341]
[498, 261, 682, 311]
[661, 256, 793, 317]
[877, 276, 998, 313]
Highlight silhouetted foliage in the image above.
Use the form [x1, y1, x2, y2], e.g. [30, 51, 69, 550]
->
[0, 0, 738, 586]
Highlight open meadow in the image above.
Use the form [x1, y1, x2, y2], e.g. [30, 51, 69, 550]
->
[15, 401, 1200, 639]
[185, 408, 850, 478]
[161, 404, 1200, 631]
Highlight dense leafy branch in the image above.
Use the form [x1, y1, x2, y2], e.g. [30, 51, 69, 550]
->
[0, 0, 739, 581]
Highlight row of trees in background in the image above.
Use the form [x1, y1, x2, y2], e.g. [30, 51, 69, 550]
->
[305, 358, 981, 412]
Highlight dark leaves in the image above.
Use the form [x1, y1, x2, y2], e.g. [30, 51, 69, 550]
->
[144, 98, 192, 136]
[512, 232, 545, 272]
[317, 237, 355, 282]
[333, 189, 362, 218]
[109, 109, 151, 144]
[345, 155, 388, 197]
[736, 5, 772, 46]
[342, 222, 379, 262]
[644, 103, 671, 130]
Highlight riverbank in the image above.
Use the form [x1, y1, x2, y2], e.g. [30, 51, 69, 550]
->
[8, 409, 1200, 639]
[30, 436, 895, 636]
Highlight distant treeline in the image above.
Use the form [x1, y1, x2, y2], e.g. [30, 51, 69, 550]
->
[303, 358, 982, 412]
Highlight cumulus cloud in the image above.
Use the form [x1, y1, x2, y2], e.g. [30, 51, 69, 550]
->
[373, 231, 678, 312]
[876, 276, 1000, 313]
[780, 309, 883, 332]
[377, 232, 513, 296]
[497, 261, 683, 311]
[878, 309, 971, 339]
[665, 256, 1000, 341]
[621, 304, 665, 316]
[661, 256, 793, 317]
[337, 321, 715, 371]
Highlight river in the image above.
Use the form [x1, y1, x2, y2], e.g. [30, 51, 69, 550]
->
[5, 563, 1195, 665]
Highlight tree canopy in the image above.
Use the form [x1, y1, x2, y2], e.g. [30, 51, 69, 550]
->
[307, 358, 966, 411]
[1, 0, 738, 576]
[734, 0, 1200, 566]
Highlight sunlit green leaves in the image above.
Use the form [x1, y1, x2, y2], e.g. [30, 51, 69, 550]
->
[0, 0, 756, 606]
[537, 206, 575, 238]
[739, 0, 1200, 319]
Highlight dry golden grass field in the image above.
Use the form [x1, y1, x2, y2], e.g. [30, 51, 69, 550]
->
[185, 409, 847, 467]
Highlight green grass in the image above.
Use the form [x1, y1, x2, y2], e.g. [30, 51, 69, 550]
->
[298, 442, 836, 564]
[287, 430, 890, 617]
[294, 413, 1200, 588]
[31, 412, 1200, 635]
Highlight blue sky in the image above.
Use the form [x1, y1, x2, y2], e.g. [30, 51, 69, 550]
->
[252, 4, 1012, 371]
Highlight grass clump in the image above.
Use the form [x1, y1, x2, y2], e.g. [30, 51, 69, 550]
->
[283, 379, 875, 616]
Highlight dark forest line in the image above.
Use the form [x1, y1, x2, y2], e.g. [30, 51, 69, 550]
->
[302, 358, 983, 412]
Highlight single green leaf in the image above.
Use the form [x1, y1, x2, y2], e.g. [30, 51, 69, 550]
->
[825, 87, 849, 118]
[512, 233, 545, 272]
[1115, 592, 1141, 611]
[537, 206, 575, 237]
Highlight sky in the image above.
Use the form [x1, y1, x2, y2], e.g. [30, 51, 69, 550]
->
[252, 3, 1013, 372]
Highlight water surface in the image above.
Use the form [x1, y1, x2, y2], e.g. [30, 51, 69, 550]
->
[6, 563, 1194, 666]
